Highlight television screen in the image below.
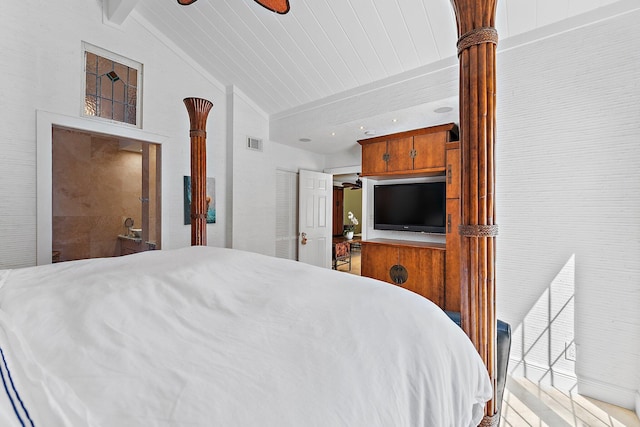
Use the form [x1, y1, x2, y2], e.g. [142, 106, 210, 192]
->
[373, 182, 446, 233]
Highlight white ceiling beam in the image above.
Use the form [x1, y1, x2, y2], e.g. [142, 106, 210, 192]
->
[105, 0, 140, 25]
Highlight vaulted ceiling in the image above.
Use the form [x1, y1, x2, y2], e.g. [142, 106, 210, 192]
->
[118, 0, 624, 153]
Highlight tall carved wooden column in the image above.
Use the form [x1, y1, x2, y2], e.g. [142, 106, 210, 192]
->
[183, 97, 213, 246]
[449, 1, 499, 425]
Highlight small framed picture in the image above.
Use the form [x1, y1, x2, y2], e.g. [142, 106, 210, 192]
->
[183, 176, 216, 225]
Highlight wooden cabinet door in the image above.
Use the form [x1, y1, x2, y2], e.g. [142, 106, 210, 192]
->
[361, 141, 388, 175]
[444, 143, 461, 311]
[361, 243, 397, 283]
[386, 137, 413, 173]
[399, 247, 445, 307]
[446, 146, 460, 199]
[363, 242, 445, 307]
[445, 198, 461, 311]
[413, 132, 446, 170]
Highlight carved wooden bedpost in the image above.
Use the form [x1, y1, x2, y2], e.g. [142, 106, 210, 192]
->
[184, 97, 213, 246]
[449, 0, 499, 425]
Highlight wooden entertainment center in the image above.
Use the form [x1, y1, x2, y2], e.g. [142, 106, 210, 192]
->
[358, 123, 461, 311]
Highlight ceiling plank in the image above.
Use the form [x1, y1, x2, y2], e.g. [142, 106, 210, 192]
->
[370, 0, 421, 71]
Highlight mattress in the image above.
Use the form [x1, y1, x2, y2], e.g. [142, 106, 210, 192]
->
[0, 246, 491, 426]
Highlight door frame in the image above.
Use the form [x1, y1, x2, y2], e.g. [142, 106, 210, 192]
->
[325, 164, 362, 238]
[36, 110, 167, 265]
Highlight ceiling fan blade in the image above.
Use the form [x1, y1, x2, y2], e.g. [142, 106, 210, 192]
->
[254, 0, 290, 14]
[177, 0, 290, 14]
[343, 183, 362, 190]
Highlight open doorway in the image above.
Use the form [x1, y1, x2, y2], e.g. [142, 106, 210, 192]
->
[51, 126, 161, 262]
[333, 172, 362, 276]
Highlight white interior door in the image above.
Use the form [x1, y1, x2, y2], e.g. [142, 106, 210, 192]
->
[298, 169, 332, 268]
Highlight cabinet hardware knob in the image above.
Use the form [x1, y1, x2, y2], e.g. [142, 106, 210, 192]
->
[389, 264, 408, 285]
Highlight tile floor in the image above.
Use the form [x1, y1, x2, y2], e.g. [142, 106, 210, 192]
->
[337, 253, 640, 426]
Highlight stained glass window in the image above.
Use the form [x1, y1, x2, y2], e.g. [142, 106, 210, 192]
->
[84, 47, 141, 127]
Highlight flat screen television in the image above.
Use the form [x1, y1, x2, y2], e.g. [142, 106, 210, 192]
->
[373, 182, 446, 234]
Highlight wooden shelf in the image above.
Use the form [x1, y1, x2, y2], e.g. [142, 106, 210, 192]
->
[360, 167, 446, 179]
[361, 239, 445, 250]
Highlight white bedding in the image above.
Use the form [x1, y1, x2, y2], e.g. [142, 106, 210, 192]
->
[0, 246, 490, 426]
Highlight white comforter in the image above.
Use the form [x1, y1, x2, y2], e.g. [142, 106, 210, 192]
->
[0, 246, 490, 426]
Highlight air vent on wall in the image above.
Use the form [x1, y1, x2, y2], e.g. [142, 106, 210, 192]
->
[247, 136, 263, 152]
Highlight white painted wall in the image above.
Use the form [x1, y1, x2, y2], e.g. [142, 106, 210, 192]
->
[229, 87, 325, 256]
[0, 0, 227, 268]
[324, 145, 361, 170]
[495, 9, 640, 409]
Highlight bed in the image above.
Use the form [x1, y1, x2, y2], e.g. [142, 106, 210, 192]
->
[3, 0, 499, 424]
[0, 246, 491, 426]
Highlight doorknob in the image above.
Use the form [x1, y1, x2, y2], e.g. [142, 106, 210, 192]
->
[300, 232, 308, 245]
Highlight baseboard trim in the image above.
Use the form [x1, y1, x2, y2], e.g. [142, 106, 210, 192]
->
[508, 357, 577, 390]
[577, 375, 636, 410]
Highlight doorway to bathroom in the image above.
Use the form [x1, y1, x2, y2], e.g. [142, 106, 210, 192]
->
[51, 126, 161, 262]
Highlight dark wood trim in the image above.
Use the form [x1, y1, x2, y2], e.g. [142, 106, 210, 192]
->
[360, 167, 445, 179]
[357, 122, 458, 146]
[445, 141, 461, 150]
[361, 239, 446, 250]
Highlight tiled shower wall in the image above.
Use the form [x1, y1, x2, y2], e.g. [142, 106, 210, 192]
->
[52, 128, 141, 261]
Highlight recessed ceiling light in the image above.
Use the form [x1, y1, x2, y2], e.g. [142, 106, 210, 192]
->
[331, 132, 336, 136]
[359, 126, 364, 130]
[298, 138, 312, 142]
[392, 118, 397, 123]
[434, 106, 453, 113]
